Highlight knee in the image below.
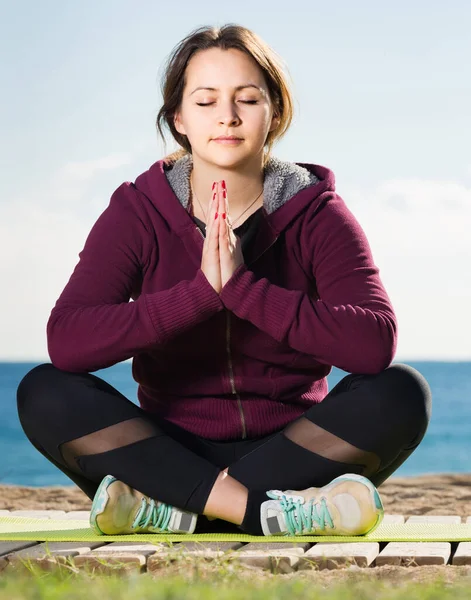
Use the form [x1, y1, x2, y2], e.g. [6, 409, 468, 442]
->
[17, 363, 66, 432]
[381, 363, 432, 437]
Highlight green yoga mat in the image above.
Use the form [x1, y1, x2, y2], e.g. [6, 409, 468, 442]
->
[1, 516, 471, 543]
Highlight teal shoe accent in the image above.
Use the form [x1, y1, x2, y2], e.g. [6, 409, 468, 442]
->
[329, 474, 384, 513]
[90, 474, 117, 535]
[265, 491, 334, 536]
[131, 497, 173, 532]
[373, 487, 384, 512]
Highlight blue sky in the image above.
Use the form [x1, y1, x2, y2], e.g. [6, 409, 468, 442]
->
[1, 0, 470, 360]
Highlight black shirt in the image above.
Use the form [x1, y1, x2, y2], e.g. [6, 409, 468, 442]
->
[193, 207, 263, 255]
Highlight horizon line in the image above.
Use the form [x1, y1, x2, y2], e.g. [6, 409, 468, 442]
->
[0, 358, 470, 364]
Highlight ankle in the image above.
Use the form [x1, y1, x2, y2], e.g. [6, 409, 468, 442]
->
[239, 489, 267, 536]
[203, 469, 248, 525]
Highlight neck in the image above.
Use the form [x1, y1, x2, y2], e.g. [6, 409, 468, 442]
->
[189, 153, 264, 215]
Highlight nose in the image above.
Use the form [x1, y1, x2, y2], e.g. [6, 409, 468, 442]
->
[218, 102, 241, 127]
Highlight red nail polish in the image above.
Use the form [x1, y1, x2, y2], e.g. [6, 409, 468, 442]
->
[213, 192, 216, 200]
[221, 180, 226, 190]
[223, 190, 227, 198]
[212, 182, 216, 190]
[215, 212, 218, 219]
[222, 213, 226, 219]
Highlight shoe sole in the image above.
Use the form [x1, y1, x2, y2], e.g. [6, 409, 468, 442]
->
[325, 473, 384, 534]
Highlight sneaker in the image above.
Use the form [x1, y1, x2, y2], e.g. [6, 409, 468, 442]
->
[260, 473, 384, 536]
[90, 474, 198, 535]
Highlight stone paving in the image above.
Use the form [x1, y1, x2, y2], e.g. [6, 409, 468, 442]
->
[1, 511, 471, 575]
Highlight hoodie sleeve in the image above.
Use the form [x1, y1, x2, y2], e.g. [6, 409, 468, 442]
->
[219, 193, 397, 374]
[47, 184, 224, 372]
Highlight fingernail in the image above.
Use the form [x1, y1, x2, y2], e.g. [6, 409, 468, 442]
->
[214, 212, 218, 219]
[212, 182, 216, 190]
[222, 213, 226, 219]
[213, 192, 216, 200]
[221, 180, 226, 190]
[223, 190, 227, 198]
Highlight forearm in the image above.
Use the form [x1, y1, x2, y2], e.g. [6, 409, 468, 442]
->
[48, 269, 224, 372]
[220, 265, 396, 374]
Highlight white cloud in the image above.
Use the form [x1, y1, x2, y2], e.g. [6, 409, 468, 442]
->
[0, 153, 135, 361]
[0, 203, 93, 361]
[56, 153, 133, 184]
[1, 170, 470, 361]
[342, 178, 471, 360]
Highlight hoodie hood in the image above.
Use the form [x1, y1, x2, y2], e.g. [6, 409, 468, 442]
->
[134, 154, 336, 235]
[164, 153, 321, 215]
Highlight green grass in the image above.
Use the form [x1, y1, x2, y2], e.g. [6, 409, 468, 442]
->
[0, 573, 470, 600]
[1, 559, 471, 600]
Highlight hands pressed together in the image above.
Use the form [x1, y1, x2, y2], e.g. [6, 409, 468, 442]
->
[200, 181, 245, 294]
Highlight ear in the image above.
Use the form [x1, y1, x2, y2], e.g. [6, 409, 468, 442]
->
[174, 111, 187, 136]
[269, 110, 280, 131]
[269, 111, 280, 133]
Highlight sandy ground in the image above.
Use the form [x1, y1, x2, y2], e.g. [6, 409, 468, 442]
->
[1, 473, 471, 516]
[2, 474, 471, 584]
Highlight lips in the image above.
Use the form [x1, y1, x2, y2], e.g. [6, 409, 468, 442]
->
[214, 136, 243, 141]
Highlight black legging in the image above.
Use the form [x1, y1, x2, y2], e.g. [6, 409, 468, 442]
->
[17, 362, 431, 518]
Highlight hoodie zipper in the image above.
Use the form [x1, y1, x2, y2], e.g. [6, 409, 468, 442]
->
[225, 310, 247, 439]
[196, 225, 246, 438]
[223, 233, 280, 439]
[195, 224, 279, 440]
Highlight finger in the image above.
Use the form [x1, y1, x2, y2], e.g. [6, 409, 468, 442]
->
[205, 186, 219, 250]
[219, 182, 229, 247]
[203, 189, 214, 241]
[225, 202, 234, 230]
[228, 228, 236, 251]
[219, 180, 225, 214]
[224, 185, 230, 227]
[223, 217, 233, 250]
[207, 182, 216, 212]
[220, 182, 230, 231]
[221, 181, 230, 231]
[212, 186, 220, 238]
[221, 184, 232, 250]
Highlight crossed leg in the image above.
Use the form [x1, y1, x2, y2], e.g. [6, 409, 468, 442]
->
[17, 363, 430, 528]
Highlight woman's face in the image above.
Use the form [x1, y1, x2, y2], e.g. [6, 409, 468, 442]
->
[174, 47, 279, 169]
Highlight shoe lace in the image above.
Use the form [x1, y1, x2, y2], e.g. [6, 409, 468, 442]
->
[267, 492, 334, 535]
[131, 497, 172, 532]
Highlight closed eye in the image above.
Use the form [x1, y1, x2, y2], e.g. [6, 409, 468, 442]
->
[196, 101, 259, 106]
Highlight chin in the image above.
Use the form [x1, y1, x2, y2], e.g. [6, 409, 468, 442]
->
[199, 148, 260, 170]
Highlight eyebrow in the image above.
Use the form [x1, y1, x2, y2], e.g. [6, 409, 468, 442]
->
[189, 84, 265, 96]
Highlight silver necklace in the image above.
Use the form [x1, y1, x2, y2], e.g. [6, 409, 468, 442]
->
[191, 180, 263, 227]
[230, 189, 264, 227]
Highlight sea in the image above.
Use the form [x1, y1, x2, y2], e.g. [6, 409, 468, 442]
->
[1, 361, 470, 487]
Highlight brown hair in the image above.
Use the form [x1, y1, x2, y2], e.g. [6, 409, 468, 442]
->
[156, 24, 295, 167]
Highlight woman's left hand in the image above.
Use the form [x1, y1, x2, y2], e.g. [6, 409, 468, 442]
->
[217, 181, 245, 288]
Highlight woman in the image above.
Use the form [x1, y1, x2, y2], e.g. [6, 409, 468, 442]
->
[17, 24, 431, 537]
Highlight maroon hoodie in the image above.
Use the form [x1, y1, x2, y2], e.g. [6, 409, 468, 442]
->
[47, 155, 397, 440]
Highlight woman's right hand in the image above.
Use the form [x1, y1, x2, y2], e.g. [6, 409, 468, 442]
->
[201, 183, 222, 294]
